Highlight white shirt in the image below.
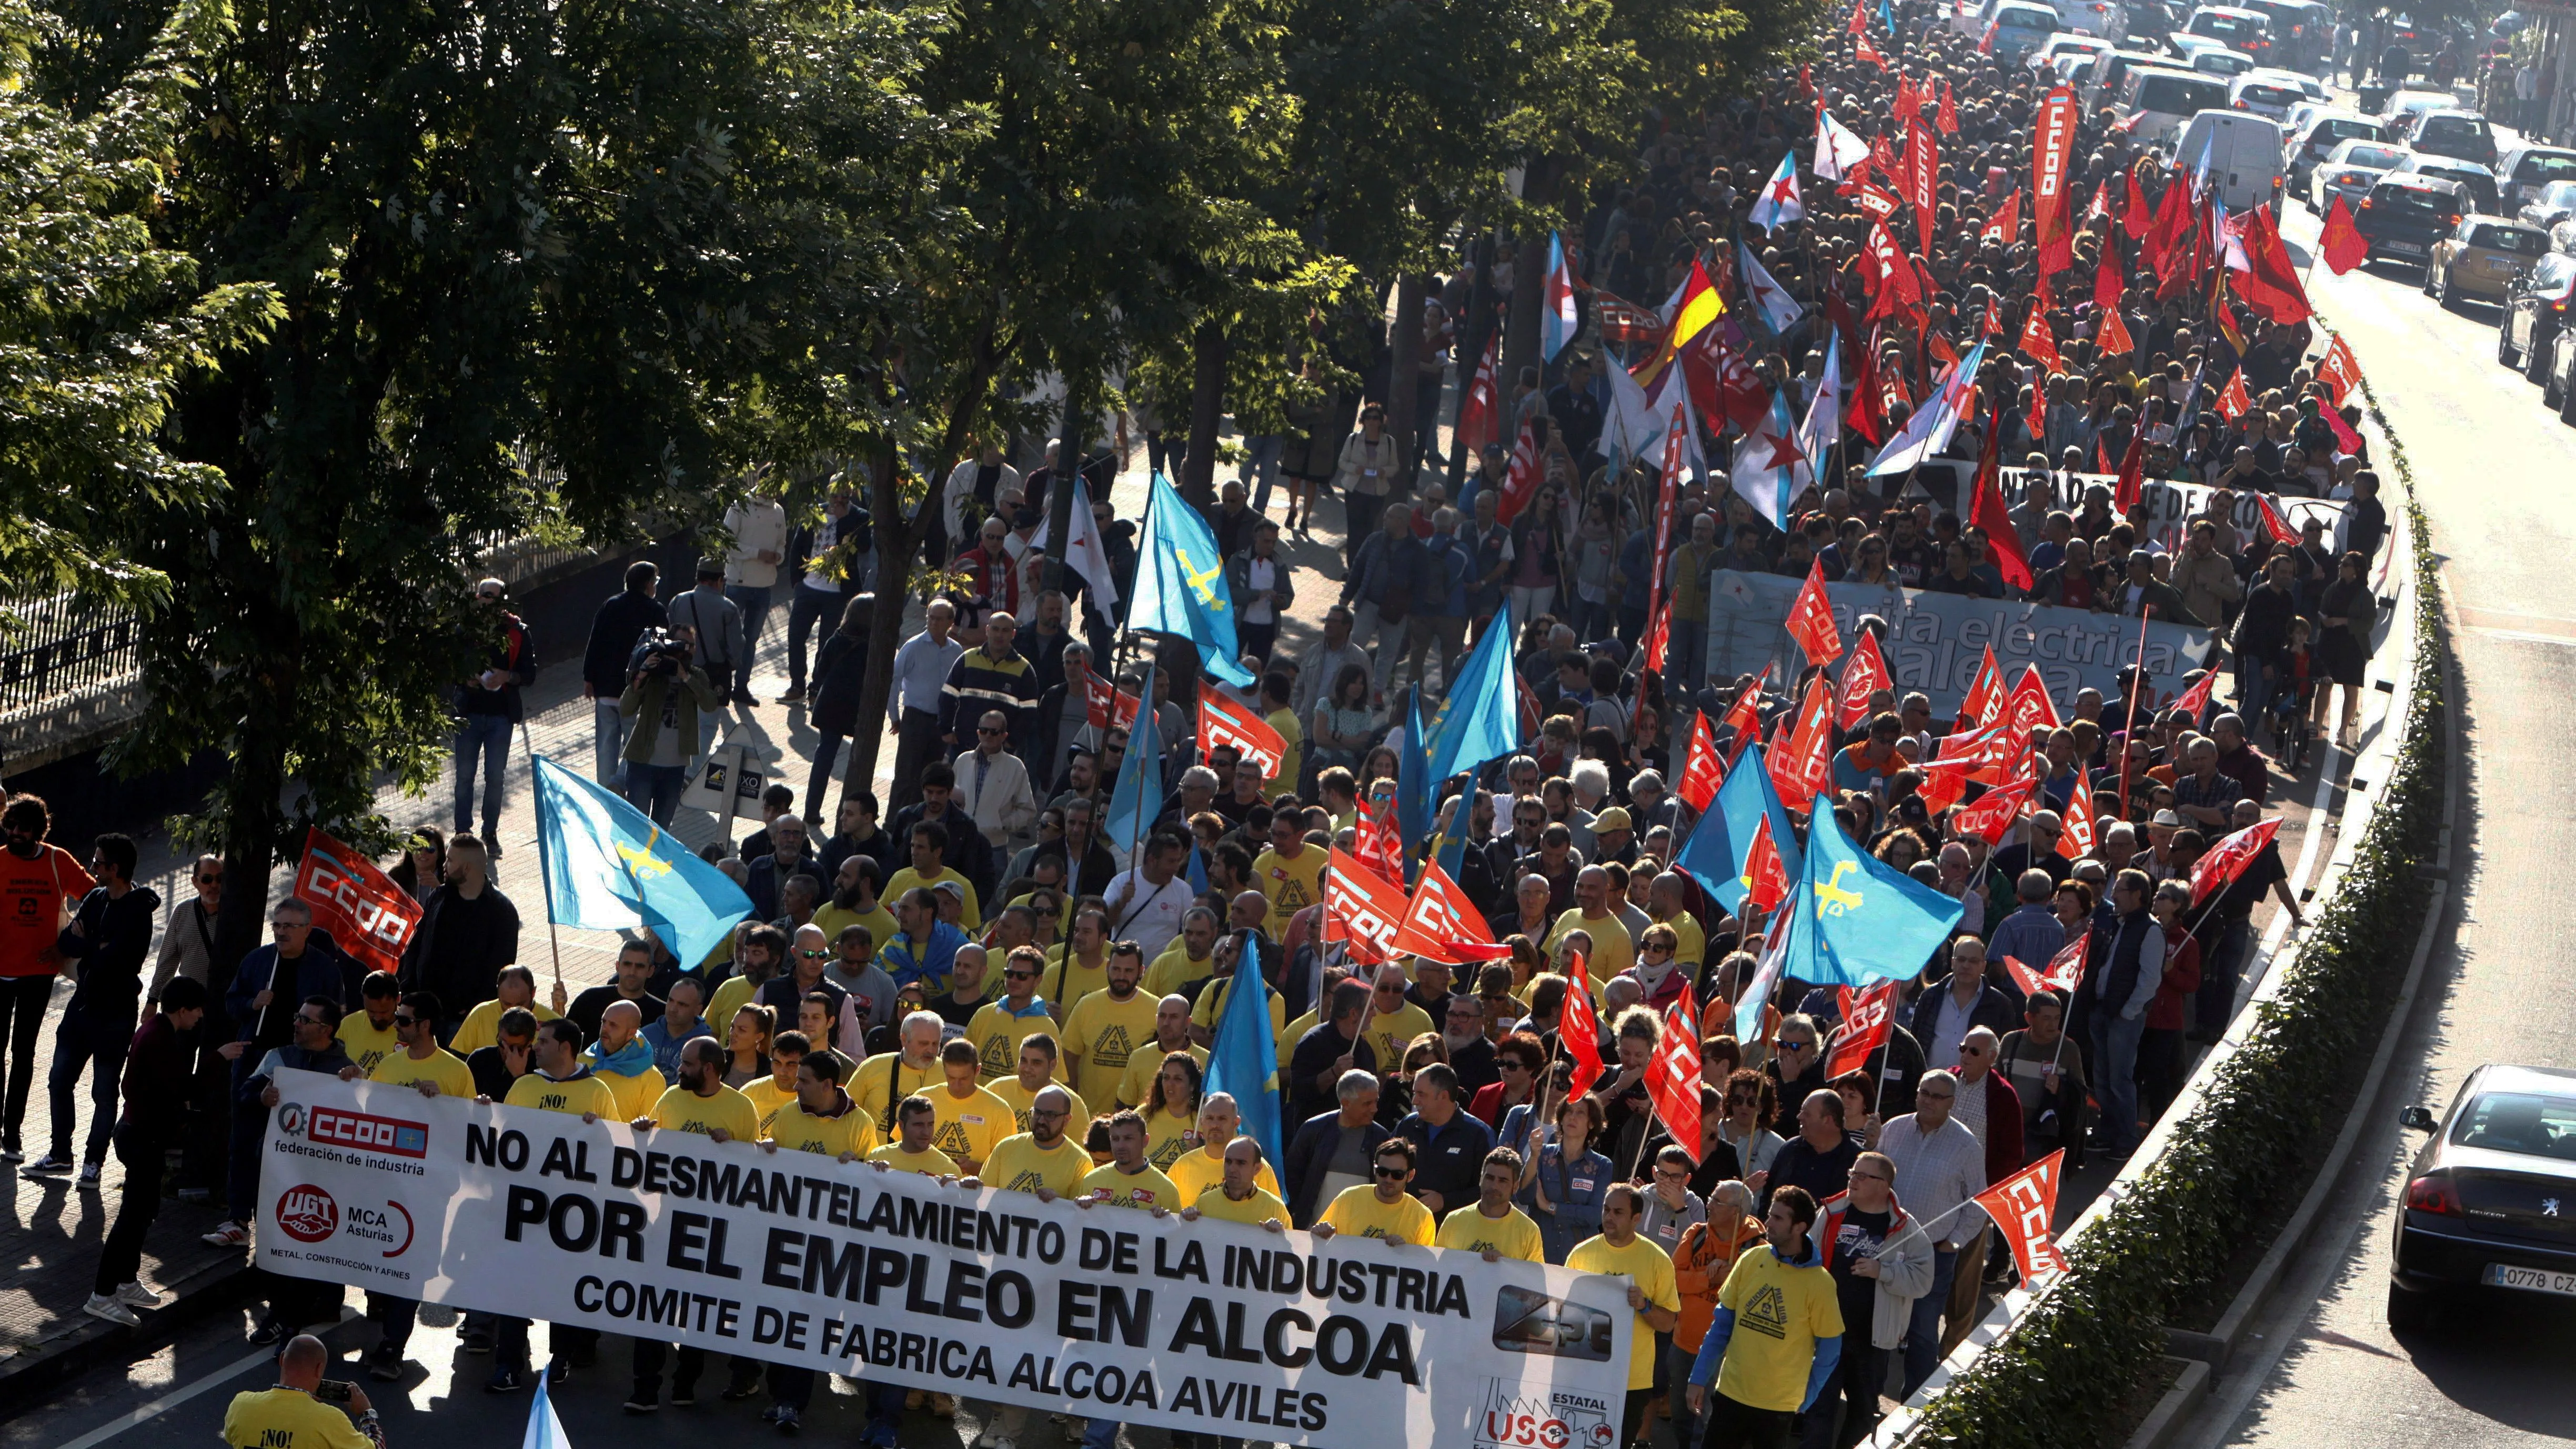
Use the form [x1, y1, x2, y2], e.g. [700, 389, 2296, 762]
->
[1103, 868, 1192, 961]
[1880, 1113, 1988, 1248]
[724, 499, 790, 589]
[952, 747, 1038, 848]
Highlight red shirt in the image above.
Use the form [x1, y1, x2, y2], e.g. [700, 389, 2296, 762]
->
[0, 844, 94, 978]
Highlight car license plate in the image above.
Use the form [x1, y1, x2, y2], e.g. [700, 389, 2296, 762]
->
[2484, 1263, 2576, 1296]
[2384, 241, 2424, 255]
[2485, 258, 2513, 274]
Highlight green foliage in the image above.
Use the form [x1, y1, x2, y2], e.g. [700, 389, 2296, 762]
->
[1901, 377, 2448, 1449]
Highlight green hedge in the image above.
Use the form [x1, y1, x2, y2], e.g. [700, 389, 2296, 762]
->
[1900, 375, 2449, 1449]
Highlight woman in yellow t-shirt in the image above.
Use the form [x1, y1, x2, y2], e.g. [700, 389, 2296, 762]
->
[1138, 1052, 1204, 1172]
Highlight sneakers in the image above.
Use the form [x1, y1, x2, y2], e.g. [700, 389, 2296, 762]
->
[79, 1161, 101, 1185]
[864, 1427, 899, 1449]
[779, 687, 806, 703]
[0, 1143, 21, 1163]
[485, 837, 505, 861]
[202, 1221, 249, 1247]
[460, 1326, 494, 1355]
[775, 1403, 802, 1434]
[722, 1374, 763, 1402]
[25, 1153, 73, 1175]
[974, 1434, 1017, 1449]
[114, 1281, 164, 1309]
[623, 1393, 661, 1414]
[81, 1294, 141, 1327]
[248, 1317, 291, 1346]
[365, 1345, 404, 1382]
[487, 1367, 527, 1394]
[547, 1357, 571, 1387]
[670, 1383, 698, 1407]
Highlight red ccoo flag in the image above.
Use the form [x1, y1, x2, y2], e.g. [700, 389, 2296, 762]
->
[2189, 818, 2284, 907]
[1452, 330, 1502, 461]
[1198, 682, 1288, 778]
[294, 828, 424, 976]
[1938, 81, 1959, 135]
[1324, 847, 1408, 965]
[1768, 672, 1839, 809]
[2057, 768, 2099, 859]
[1970, 395, 2035, 591]
[1976, 1150, 2071, 1285]
[1742, 813, 1793, 913]
[1979, 189, 2021, 247]
[1496, 417, 1543, 524]
[2217, 367, 2251, 422]
[2256, 494, 2302, 547]
[2319, 193, 2371, 275]
[2171, 669, 2218, 722]
[1646, 993, 1707, 1159]
[1560, 963, 1606, 1099]
[2018, 305, 2064, 373]
[1916, 754, 1979, 814]
[1957, 645, 2006, 731]
[1085, 672, 1142, 732]
[2317, 333, 2363, 408]
[1952, 776, 2038, 842]
[2039, 930, 2089, 995]
[1786, 556, 1845, 663]
[1392, 859, 1514, 964]
[1834, 627, 1894, 729]
[1857, 29, 1887, 69]
[2112, 431, 2147, 514]
[2097, 297, 2135, 357]
[1680, 710, 1726, 812]
[1825, 980, 1901, 1078]
[1354, 791, 1405, 886]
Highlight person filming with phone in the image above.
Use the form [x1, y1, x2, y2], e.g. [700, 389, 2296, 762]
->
[223, 1332, 384, 1448]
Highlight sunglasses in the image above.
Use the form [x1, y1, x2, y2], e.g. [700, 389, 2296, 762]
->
[797, 948, 831, 960]
[1372, 1164, 1409, 1180]
[1775, 1039, 1814, 1052]
[1005, 969, 1038, 980]
[393, 1014, 419, 1027]
[195, 872, 223, 884]
[977, 727, 1004, 736]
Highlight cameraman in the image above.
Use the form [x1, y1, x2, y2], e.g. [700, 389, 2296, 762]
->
[223, 1334, 383, 1448]
[619, 626, 720, 825]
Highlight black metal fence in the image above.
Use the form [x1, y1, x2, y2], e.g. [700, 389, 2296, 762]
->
[0, 593, 140, 725]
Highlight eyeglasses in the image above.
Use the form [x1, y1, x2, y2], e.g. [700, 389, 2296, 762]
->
[977, 727, 1003, 736]
[1654, 1166, 1689, 1180]
[393, 1014, 418, 1027]
[295, 1013, 326, 1026]
[1775, 1039, 1814, 1052]
[195, 872, 223, 884]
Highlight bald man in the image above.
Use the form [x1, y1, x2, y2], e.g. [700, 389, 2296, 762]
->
[586, 999, 666, 1121]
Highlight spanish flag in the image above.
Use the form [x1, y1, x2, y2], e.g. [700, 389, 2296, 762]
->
[1634, 256, 1725, 391]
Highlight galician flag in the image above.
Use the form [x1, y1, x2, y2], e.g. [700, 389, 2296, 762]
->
[1815, 107, 1871, 180]
[1866, 341, 1986, 477]
[1749, 151, 1805, 232]
[1029, 475, 1119, 610]
[1542, 233, 1579, 362]
[1730, 387, 1808, 530]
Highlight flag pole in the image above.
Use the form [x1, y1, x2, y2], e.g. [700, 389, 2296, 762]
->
[521, 725, 567, 1003]
[2116, 605, 2151, 821]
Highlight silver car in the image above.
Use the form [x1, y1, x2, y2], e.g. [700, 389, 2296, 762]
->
[2311, 138, 2408, 214]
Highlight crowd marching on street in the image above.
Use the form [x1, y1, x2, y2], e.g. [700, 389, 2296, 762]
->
[5, 3, 2398, 1448]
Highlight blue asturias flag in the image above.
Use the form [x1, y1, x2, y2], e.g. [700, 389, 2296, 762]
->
[532, 754, 751, 972]
[1206, 931, 1282, 1167]
[1795, 792, 1964, 985]
[1676, 743, 1804, 917]
[1126, 472, 1253, 687]
[1106, 661, 1164, 859]
[1426, 597, 1521, 783]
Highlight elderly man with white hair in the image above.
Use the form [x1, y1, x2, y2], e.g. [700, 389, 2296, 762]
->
[1879, 1069, 1990, 1397]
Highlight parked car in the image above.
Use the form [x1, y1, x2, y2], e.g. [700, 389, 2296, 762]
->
[2390, 154, 2501, 216]
[1956, 0, 2064, 48]
[2423, 216, 2547, 310]
[2090, 48, 2176, 107]
[2494, 250, 2576, 388]
[2226, 69, 2307, 117]
[2183, 4, 2273, 61]
[2175, 109, 2286, 211]
[2389, 1066, 2576, 1330]
[2378, 88, 2460, 127]
[2494, 144, 2576, 210]
[2192, 46, 2257, 76]
[2353, 173, 2468, 269]
[2310, 138, 2409, 213]
[2518, 180, 2576, 231]
[2402, 109, 2501, 170]
[2118, 64, 2233, 148]
[2050, 0, 2130, 37]
[2285, 112, 2392, 192]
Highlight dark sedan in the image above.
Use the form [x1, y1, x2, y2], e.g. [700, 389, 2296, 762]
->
[2390, 1064, 2576, 1328]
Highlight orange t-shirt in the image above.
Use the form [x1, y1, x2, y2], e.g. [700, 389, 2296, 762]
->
[0, 844, 93, 978]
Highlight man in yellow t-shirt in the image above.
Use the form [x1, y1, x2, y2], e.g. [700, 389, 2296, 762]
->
[1648, 872, 1707, 969]
[1142, 908, 1222, 999]
[449, 965, 562, 1055]
[1166, 1092, 1281, 1203]
[867, 1095, 960, 1177]
[884, 821, 984, 930]
[988, 1036, 1090, 1134]
[760, 1050, 878, 1160]
[1567, 1184, 1682, 1442]
[223, 1335, 379, 1449]
[1078, 1110, 1182, 1213]
[848, 1012, 945, 1139]
[1685, 1185, 1845, 1437]
[1433, 1146, 1546, 1262]
[1183, 1136, 1291, 1229]
[741, 1030, 808, 1131]
[976, 1085, 1093, 1199]
[1357, 965, 1435, 1074]
[925, 1038, 1013, 1174]
[1115, 995, 1206, 1109]
[705, 925, 783, 1044]
[361, 991, 475, 1102]
[498, 1019, 616, 1119]
[335, 971, 401, 1077]
[1188, 931, 1288, 1048]
[1059, 944, 1159, 1104]
[1040, 908, 1113, 1020]
[1315, 1138, 1435, 1245]
[642, 1039, 760, 1142]
[585, 999, 667, 1123]
[1252, 814, 1325, 940]
[1545, 867, 1636, 986]
[965, 945, 1060, 1080]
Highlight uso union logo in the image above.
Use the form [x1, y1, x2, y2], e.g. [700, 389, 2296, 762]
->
[276, 1185, 340, 1243]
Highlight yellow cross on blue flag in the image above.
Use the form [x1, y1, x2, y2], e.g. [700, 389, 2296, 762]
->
[1793, 791, 1963, 985]
[1125, 471, 1252, 687]
[532, 754, 753, 971]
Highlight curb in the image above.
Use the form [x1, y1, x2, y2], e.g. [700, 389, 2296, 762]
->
[0, 1252, 256, 1418]
[2123, 1359, 2211, 1449]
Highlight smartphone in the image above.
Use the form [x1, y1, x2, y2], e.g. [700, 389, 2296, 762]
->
[314, 1380, 355, 1405]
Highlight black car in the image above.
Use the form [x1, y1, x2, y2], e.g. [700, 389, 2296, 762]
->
[2390, 1064, 2576, 1329]
[2497, 251, 2576, 386]
[2354, 174, 2468, 269]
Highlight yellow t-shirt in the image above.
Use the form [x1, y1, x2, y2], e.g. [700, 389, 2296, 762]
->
[1168, 1143, 1280, 1203]
[1435, 1204, 1548, 1263]
[369, 1047, 474, 1100]
[1116, 1041, 1208, 1110]
[1656, 911, 1707, 969]
[1040, 946, 1110, 1014]
[1142, 1104, 1200, 1171]
[989, 1074, 1093, 1135]
[847, 1053, 943, 1138]
[592, 1064, 668, 1124]
[1142, 944, 1217, 1000]
[811, 900, 899, 956]
[1567, 1233, 1683, 1391]
[1277, 1008, 1320, 1063]
[1059, 989, 1163, 1103]
[965, 1001, 1062, 1082]
[1252, 845, 1326, 939]
[1080, 1161, 1184, 1213]
[767, 1097, 879, 1159]
[981, 1132, 1094, 1198]
[925, 1082, 1015, 1169]
[650, 1083, 760, 1141]
[1360, 1001, 1436, 1075]
[504, 1070, 615, 1118]
[884, 866, 983, 930]
[448, 998, 561, 1056]
[742, 1074, 799, 1131]
[1321, 1184, 1435, 1245]
[1008, 890, 1077, 938]
[1264, 709, 1305, 797]
[705, 974, 767, 1041]
[223, 1386, 374, 1449]
[1192, 978, 1287, 1046]
[1713, 1245, 1847, 1413]
[1193, 1184, 1291, 1226]
[868, 1142, 960, 1177]
[336, 1015, 400, 1078]
[1545, 908, 1636, 987]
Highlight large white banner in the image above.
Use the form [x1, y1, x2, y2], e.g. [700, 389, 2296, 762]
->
[257, 1073, 1635, 1449]
[2028, 469, 2347, 554]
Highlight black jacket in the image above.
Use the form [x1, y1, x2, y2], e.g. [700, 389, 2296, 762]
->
[400, 884, 522, 1018]
[1282, 1109, 1392, 1226]
[459, 611, 538, 720]
[809, 627, 872, 738]
[57, 884, 159, 1042]
[1906, 984, 2024, 1061]
[583, 589, 669, 693]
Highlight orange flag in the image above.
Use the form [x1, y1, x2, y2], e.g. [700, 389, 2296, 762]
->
[1679, 711, 1726, 812]
[1391, 860, 1513, 964]
[2319, 193, 2371, 276]
[1786, 557, 1844, 664]
[1196, 682, 1287, 778]
[2097, 299, 2135, 357]
[1977, 1151, 2071, 1284]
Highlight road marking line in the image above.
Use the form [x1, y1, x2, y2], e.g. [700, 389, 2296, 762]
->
[54, 1345, 274, 1449]
[2464, 626, 2576, 647]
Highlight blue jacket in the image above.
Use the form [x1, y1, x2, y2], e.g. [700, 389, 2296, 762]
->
[226, 936, 364, 1049]
[1516, 1141, 1615, 1264]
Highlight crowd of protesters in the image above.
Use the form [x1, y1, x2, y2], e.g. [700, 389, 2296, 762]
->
[0, 4, 2390, 1448]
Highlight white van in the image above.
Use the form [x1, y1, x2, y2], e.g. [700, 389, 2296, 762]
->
[2119, 65, 2233, 148]
[2174, 109, 2287, 212]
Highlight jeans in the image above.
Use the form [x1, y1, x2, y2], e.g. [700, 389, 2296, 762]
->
[1900, 1246, 1959, 1397]
[725, 584, 773, 697]
[370, 1292, 418, 1357]
[785, 587, 841, 692]
[1240, 434, 1284, 512]
[768, 1363, 815, 1411]
[2089, 1009, 2148, 1156]
[2196, 915, 2252, 1035]
[1350, 600, 1406, 697]
[631, 1338, 709, 1401]
[1800, 1340, 1889, 1449]
[592, 699, 627, 785]
[47, 1009, 128, 1162]
[1240, 620, 1278, 665]
[0, 973, 55, 1148]
[452, 712, 513, 836]
[864, 1379, 908, 1435]
[1083, 1416, 1124, 1449]
[1146, 430, 1186, 480]
[1664, 1337, 1704, 1446]
[95, 1123, 164, 1294]
[624, 763, 688, 826]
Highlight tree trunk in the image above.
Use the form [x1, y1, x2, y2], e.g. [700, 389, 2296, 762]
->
[1179, 319, 1228, 515]
[1383, 274, 1425, 488]
[1447, 233, 1498, 497]
[1501, 232, 1547, 406]
[840, 437, 917, 800]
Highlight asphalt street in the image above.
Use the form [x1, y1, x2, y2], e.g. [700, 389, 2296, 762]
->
[2177, 191, 2576, 1446]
